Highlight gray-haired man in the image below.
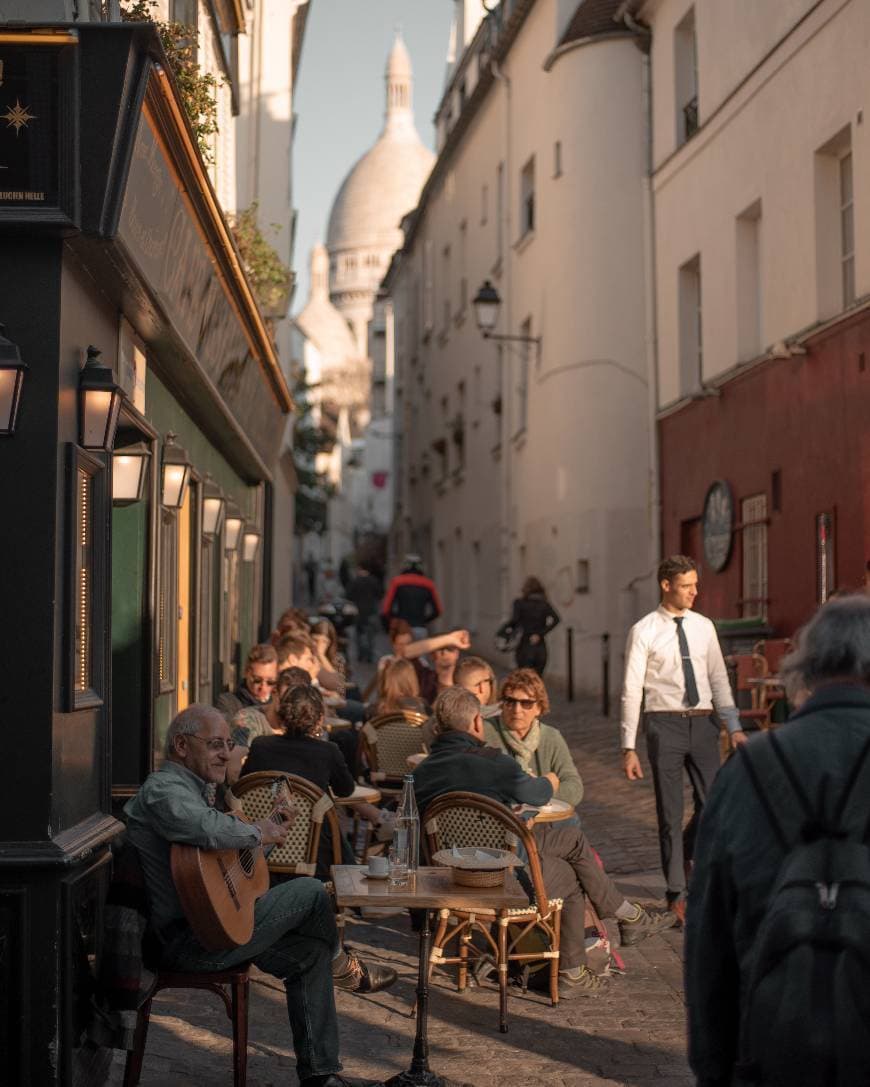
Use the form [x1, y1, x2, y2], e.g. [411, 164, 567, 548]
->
[125, 704, 394, 1087]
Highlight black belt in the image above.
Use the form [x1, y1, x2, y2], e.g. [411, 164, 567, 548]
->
[646, 709, 713, 719]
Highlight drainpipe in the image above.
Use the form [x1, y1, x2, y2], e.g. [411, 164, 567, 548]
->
[491, 57, 513, 622]
[625, 13, 661, 586]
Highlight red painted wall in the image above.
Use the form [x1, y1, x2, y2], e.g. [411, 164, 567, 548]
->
[659, 307, 870, 638]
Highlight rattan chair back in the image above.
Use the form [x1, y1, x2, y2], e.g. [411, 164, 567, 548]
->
[422, 791, 549, 915]
[231, 771, 340, 875]
[361, 710, 428, 783]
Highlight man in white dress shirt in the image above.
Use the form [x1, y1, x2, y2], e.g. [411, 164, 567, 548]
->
[620, 555, 747, 922]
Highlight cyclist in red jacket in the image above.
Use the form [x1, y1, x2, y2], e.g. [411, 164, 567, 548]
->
[381, 555, 442, 638]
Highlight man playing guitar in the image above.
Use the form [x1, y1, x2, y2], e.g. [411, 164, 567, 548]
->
[125, 704, 395, 1087]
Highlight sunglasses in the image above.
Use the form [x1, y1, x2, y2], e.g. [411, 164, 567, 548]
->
[502, 696, 537, 710]
[248, 676, 277, 688]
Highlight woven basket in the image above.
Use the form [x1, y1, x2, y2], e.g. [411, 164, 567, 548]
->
[450, 866, 506, 888]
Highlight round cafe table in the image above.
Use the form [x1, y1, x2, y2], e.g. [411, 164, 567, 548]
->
[514, 798, 575, 824]
[332, 783, 381, 806]
[406, 752, 427, 769]
[325, 716, 353, 731]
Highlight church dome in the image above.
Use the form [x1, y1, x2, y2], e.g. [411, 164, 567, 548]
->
[326, 36, 434, 255]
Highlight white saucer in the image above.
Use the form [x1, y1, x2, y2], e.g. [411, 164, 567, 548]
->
[363, 870, 390, 880]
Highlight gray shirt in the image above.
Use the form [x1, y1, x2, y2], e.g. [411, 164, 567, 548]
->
[124, 761, 261, 932]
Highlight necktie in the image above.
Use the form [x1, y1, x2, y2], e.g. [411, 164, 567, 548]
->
[674, 617, 700, 707]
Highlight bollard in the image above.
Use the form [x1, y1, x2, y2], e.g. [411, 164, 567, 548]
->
[566, 626, 575, 702]
[601, 632, 610, 717]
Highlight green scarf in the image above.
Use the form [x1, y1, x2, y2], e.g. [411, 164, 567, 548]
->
[493, 717, 542, 774]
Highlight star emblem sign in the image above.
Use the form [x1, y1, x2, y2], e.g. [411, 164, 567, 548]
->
[2, 98, 37, 136]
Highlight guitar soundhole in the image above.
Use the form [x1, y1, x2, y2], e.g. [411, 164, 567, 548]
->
[239, 849, 255, 877]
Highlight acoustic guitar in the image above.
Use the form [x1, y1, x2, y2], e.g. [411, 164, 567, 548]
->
[170, 778, 293, 951]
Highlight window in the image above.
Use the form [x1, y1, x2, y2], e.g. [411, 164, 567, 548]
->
[736, 200, 762, 362]
[170, 0, 198, 27]
[816, 512, 835, 603]
[496, 162, 505, 264]
[441, 245, 451, 334]
[678, 254, 703, 394]
[840, 152, 855, 307]
[814, 126, 852, 318]
[741, 493, 768, 620]
[199, 536, 215, 700]
[66, 446, 106, 710]
[481, 183, 488, 226]
[553, 140, 563, 178]
[516, 318, 531, 435]
[674, 6, 698, 146]
[520, 156, 535, 238]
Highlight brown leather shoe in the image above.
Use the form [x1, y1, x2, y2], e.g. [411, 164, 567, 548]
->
[332, 949, 398, 994]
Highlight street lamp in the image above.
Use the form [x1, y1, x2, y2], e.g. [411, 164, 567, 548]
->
[224, 500, 244, 552]
[78, 345, 124, 451]
[0, 325, 27, 436]
[472, 280, 542, 345]
[242, 525, 261, 563]
[202, 474, 225, 537]
[112, 441, 151, 505]
[161, 432, 192, 509]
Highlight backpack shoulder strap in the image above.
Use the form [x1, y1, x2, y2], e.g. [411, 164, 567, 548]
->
[737, 733, 815, 851]
[833, 732, 870, 839]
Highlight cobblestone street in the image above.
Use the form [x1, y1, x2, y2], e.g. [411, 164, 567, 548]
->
[108, 691, 691, 1087]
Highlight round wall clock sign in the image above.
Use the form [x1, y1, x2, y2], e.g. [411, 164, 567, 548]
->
[702, 480, 733, 572]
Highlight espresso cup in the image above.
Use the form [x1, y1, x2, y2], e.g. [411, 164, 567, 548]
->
[368, 854, 389, 877]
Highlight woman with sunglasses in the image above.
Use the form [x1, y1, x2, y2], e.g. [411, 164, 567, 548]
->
[484, 668, 584, 810]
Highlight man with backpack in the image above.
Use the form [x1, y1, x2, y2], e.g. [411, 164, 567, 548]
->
[685, 594, 870, 1087]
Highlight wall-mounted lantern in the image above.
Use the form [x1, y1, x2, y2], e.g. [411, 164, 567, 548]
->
[242, 526, 261, 563]
[202, 474, 226, 537]
[79, 345, 123, 451]
[112, 441, 151, 506]
[224, 500, 244, 553]
[161, 432, 192, 509]
[0, 325, 27, 436]
[472, 280, 542, 345]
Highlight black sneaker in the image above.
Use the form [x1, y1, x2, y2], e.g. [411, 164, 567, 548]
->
[618, 903, 678, 946]
[332, 949, 398, 994]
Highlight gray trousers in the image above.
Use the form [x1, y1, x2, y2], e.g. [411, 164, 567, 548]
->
[645, 712, 721, 900]
[533, 822, 625, 970]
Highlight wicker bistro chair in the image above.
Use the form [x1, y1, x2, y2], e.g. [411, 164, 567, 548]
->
[422, 791, 562, 1033]
[359, 710, 428, 797]
[231, 771, 345, 932]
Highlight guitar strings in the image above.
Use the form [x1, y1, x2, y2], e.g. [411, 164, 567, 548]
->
[220, 791, 294, 884]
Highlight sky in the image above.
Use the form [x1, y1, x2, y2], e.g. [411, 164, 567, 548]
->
[292, 0, 454, 306]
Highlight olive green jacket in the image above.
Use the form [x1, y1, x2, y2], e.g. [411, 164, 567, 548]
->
[483, 716, 584, 808]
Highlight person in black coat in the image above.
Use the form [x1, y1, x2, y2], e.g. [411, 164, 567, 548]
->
[241, 685, 355, 876]
[498, 576, 561, 675]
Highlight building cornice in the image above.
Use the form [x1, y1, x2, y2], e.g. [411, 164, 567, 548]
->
[147, 65, 294, 414]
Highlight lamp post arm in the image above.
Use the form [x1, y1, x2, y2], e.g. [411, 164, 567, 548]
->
[482, 331, 542, 346]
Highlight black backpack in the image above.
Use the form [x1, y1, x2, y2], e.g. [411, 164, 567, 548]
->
[736, 732, 870, 1087]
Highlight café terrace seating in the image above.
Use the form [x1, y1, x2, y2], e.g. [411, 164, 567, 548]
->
[422, 791, 562, 1034]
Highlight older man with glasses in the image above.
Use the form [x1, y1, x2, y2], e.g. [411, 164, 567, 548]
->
[125, 704, 395, 1087]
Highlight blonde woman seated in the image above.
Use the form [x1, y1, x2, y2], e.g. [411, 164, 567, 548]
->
[484, 667, 584, 811]
[374, 658, 429, 717]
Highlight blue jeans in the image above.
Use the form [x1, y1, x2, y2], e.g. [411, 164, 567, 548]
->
[159, 878, 342, 1082]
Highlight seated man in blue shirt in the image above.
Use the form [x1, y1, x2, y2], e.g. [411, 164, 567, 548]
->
[125, 704, 394, 1087]
[413, 688, 676, 997]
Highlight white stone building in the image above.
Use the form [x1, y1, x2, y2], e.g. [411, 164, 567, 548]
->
[386, 0, 656, 693]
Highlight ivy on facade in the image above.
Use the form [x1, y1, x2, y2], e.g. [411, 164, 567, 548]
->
[228, 203, 294, 317]
[293, 374, 334, 536]
[121, 1, 221, 164]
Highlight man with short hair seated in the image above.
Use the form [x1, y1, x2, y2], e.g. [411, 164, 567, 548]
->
[125, 704, 395, 1087]
[412, 688, 676, 997]
[216, 642, 279, 722]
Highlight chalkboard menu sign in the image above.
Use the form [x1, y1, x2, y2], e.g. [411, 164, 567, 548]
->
[0, 41, 76, 222]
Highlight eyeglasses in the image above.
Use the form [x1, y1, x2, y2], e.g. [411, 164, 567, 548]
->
[189, 734, 236, 753]
[248, 676, 277, 688]
[502, 695, 537, 710]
